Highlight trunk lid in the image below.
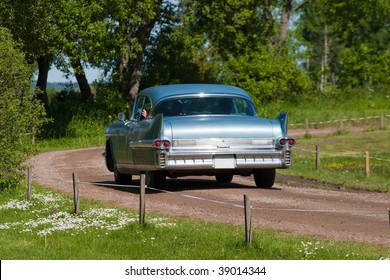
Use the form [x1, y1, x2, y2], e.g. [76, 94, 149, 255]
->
[164, 115, 281, 140]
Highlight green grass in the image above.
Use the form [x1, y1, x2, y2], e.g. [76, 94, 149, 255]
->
[1, 185, 389, 260]
[280, 129, 390, 192]
[260, 89, 390, 127]
[36, 135, 105, 152]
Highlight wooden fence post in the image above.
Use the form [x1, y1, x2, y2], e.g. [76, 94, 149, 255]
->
[364, 151, 370, 177]
[244, 195, 252, 244]
[72, 173, 80, 215]
[139, 173, 146, 224]
[27, 167, 32, 200]
[316, 145, 320, 170]
[305, 118, 310, 136]
[339, 119, 344, 133]
[388, 210, 390, 229]
[380, 113, 384, 129]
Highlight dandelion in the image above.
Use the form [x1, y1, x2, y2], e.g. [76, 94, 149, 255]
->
[327, 162, 344, 169]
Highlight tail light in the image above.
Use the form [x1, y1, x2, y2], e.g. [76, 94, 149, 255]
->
[279, 138, 295, 146]
[154, 139, 171, 148]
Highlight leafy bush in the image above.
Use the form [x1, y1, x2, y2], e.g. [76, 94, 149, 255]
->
[41, 87, 109, 139]
[94, 81, 129, 121]
[0, 27, 47, 190]
[217, 46, 314, 107]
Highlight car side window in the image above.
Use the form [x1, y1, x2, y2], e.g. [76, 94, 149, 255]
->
[143, 98, 152, 117]
[131, 97, 145, 121]
[131, 96, 152, 121]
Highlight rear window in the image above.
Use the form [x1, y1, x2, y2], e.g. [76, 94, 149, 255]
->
[153, 97, 256, 117]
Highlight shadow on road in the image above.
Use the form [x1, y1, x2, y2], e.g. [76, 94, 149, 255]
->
[92, 176, 281, 194]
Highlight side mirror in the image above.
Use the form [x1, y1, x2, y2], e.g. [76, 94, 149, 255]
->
[118, 112, 126, 122]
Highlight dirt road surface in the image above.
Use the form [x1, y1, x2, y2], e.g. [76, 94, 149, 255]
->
[27, 147, 390, 247]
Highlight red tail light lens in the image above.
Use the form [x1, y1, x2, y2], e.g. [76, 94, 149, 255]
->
[279, 138, 295, 146]
[154, 140, 162, 147]
[288, 139, 295, 146]
[154, 140, 171, 148]
[279, 139, 287, 145]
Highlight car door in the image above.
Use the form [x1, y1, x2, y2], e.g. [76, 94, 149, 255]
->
[129, 96, 162, 169]
[111, 97, 146, 170]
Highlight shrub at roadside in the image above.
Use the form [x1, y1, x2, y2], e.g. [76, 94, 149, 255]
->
[0, 27, 48, 190]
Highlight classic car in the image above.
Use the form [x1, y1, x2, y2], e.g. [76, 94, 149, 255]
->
[104, 84, 295, 188]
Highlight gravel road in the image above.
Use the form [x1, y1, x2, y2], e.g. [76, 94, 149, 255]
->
[27, 147, 390, 247]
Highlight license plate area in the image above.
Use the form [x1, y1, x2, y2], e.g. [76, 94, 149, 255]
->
[214, 155, 236, 169]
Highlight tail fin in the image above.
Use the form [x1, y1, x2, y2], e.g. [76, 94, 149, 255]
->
[276, 112, 288, 135]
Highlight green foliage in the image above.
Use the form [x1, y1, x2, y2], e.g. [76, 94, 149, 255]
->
[0, 0, 61, 60]
[0, 27, 48, 190]
[217, 46, 313, 106]
[41, 87, 109, 140]
[54, 0, 113, 73]
[142, 3, 219, 87]
[190, 0, 275, 57]
[94, 81, 128, 119]
[299, 0, 390, 90]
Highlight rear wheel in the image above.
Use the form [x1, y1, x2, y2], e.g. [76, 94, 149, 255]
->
[253, 169, 276, 188]
[105, 142, 114, 172]
[114, 167, 132, 185]
[215, 174, 234, 184]
[146, 171, 166, 189]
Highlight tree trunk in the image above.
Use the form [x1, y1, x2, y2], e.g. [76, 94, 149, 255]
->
[279, 0, 310, 48]
[35, 54, 50, 107]
[320, 25, 329, 92]
[279, 0, 293, 48]
[119, 1, 163, 110]
[72, 59, 93, 102]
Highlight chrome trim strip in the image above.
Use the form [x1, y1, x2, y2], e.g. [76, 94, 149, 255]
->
[173, 138, 274, 147]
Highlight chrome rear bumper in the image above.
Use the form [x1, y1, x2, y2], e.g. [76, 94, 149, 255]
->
[157, 149, 291, 170]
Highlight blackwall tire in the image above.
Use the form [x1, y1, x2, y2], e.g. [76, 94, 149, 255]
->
[146, 171, 166, 189]
[114, 167, 132, 185]
[215, 174, 234, 184]
[105, 142, 115, 172]
[253, 169, 276, 188]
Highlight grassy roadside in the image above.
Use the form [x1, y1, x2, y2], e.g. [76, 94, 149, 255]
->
[261, 89, 390, 125]
[280, 129, 390, 192]
[1, 185, 389, 260]
[36, 135, 105, 153]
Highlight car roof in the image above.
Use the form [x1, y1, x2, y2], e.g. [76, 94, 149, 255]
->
[139, 84, 251, 104]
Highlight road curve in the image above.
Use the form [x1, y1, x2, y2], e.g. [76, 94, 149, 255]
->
[27, 147, 390, 247]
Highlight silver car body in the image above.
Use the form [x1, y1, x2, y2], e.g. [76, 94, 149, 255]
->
[104, 84, 294, 188]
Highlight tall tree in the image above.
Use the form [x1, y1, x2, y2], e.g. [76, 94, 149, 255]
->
[0, 0, 61, 106]
[190, 0, 276, 58]
[278, 0, 311, 48]
[93, 0, 166, 109]
[299, 0, 390, 90]
[178, 0, 312, 103]
[55, 0, 110, 102]
[143, 0, 219, 87]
